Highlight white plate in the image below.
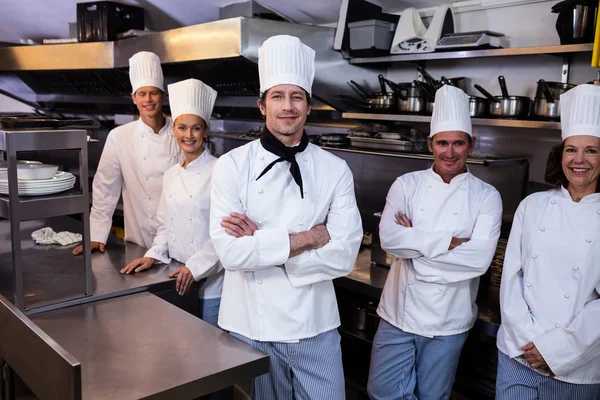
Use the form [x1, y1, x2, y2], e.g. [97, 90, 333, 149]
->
[0, 183, 75, 191]
[0, 184, 75, 196]
[0, 180, 75, 188]
[0, 171, 75, 185]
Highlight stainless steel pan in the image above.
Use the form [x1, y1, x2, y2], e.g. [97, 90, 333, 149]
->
[474, 76, 531, 119]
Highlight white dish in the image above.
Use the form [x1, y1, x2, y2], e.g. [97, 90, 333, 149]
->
[0, 183, 75, 196]
[0, 171, 75, 185]
[16, 164, 59, 180]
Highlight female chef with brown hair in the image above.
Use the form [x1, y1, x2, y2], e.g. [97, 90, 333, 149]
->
[496, 84, 600, 399]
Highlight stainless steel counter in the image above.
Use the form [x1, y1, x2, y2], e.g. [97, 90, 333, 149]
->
[30, 292, 269, 399]
[335, 248, 501, 337]
[0, 217, 182, 313]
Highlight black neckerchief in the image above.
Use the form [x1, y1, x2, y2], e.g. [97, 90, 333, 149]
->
[256, 127, 309, 198]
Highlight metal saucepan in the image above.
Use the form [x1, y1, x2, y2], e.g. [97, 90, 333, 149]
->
[384, 79, 426, 114]
[338, 93, 395, 114]
[414, 80, 435, 115]
[469, 96, 489, 118]
[435, 76, 489, 118]
[474, 76, 531, 119]
[417, 67, 441, 90]
[532, 79, 576, 120]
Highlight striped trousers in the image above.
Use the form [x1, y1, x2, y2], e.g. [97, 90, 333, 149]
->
[230, 329, 345, 400]
[367, 319, 468, 400]
[496, 351, 600, 400]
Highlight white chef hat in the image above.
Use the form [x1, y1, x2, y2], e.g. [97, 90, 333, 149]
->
[168, 79, 217, 127]
[258, 35, 315, 96]
[129, 51, 164, 94]
[560, 84, 600, 140]
[430, 85, 472, 137]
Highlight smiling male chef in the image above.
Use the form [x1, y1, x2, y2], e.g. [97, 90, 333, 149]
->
[209, 35, 363, 399]
[73, 51, 180, 255]
[367, 85, 503, 400]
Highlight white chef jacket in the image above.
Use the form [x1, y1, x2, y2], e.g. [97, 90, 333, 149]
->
[144, 150, 224, 299]
[210, 139, 363, 342]
[90, 118, 181, 248]
[377, 167, 502, 337]
[497, 187, 600, 384]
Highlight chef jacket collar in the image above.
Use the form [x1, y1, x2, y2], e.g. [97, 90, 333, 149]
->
[428, 163, 470, 185]
[559, 186, 600, 203]
[136, 115, 170, 136]
[177, 147, 210, 171]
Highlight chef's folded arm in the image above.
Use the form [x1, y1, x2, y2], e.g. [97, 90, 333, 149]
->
[144, 194, 171, 264]
[284, 167, 363, 288]
[210, 156, 291, 272]
[412, 190, 503, 285]
[379, 179, 453, 260]
[89, 133, 123, 245]
[498, 201, 546, 356]
[533, 295, 600, 376]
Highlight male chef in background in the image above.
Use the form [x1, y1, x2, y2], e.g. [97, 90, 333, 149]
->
[73, 51, 180, 255]
[209, 35, 363, 399]
[367, 85, 503, 400]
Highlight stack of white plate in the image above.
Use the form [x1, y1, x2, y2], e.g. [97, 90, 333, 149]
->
[0, 170, 76, 196]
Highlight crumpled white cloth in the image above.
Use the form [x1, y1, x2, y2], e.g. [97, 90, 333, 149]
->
[31, 227, 82, 246]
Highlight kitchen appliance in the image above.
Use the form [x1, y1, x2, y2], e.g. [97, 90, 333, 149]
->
[435, 31, 509, 50]
[553, 0, 598, 44]
[474, 76, 531, 119]
[390, 5, 455, 54]
[77, 1, 145, 42]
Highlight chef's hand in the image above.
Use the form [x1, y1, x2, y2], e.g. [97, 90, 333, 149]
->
[120, 257, 155, 274]
[72, 241, 105, 256]
[309, 224, 330, 249]
[395, 212, 412, 228]
[449, 237, 470, 250]
[522, 342, 551, 372]
[221, 212, 258, 238]
[169, 267, 195, 296]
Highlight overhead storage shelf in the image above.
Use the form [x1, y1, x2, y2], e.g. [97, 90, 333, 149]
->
[348, 43, 593, 65]
[341, 113, 561, 130]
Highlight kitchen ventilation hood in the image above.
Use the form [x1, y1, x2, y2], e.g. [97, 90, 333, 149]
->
[0, 17, 382, 115]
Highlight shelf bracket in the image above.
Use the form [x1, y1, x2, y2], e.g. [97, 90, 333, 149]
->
[561, 56, 571, 84]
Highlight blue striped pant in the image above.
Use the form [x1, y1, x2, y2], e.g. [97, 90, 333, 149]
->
[496, 351, 600, 400]
[367, 319, 468, 400]
[230, 329, 345, 400]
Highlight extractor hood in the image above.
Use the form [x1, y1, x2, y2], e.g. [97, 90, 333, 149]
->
[0, 17, 382, 115]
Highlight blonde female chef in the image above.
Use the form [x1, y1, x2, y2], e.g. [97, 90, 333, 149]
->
[496, 84, 600, 399]
[121, 79, 224, 326]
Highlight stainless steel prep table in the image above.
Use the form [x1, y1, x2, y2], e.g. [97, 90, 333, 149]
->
[335, 248, 501, 336]
[0, 217, 183, 313]
[29, 292, 269, 399]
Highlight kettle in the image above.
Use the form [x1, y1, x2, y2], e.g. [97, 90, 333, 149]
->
[553, 0, 598, 44]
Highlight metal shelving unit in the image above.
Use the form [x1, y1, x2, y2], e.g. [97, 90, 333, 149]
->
[348, 43, 593, 64]
[342, 112, 562, 130]
[0, 128, 92, 310]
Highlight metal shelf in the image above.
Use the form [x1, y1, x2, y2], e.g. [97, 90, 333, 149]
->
[322, 146, 528, 166]
[342, 113, 561, 130]
[348, 43, 593, 64]
[0, 189, 86, 221]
